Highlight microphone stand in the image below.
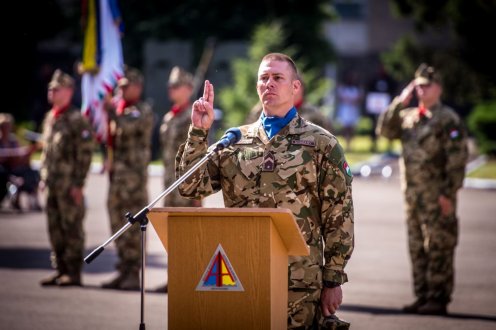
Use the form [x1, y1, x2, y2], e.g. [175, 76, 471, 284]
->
[84, 148, 216, 330]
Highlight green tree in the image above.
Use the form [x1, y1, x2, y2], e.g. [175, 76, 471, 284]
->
[117, 0, 335, 69]
[218, 22, 332, 128]
[384, 0, 496, 105]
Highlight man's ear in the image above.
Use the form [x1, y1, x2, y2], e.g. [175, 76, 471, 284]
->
[293, 79, 302, 93]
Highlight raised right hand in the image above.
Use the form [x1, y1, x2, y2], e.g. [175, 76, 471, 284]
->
[399, 80, 415, 106]
[191, 80, 215, 129]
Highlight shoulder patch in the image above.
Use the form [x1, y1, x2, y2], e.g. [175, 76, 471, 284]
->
[328, 142, 353, 183]
[342, 161, 352, 177]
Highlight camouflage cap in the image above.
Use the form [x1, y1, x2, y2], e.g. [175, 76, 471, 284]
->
[118, 67, 144, 87]
[414, 63, 442, 85]
[168, 66, 193, 88]
[49, 69, 75, 89]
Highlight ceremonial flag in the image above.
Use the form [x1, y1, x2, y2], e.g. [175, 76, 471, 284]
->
[81, 0, 124, 142]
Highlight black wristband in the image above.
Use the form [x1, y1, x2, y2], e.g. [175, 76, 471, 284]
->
[323, 280, 341, 288]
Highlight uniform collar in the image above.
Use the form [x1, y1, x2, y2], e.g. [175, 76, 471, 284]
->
[246, 113, 310, 141]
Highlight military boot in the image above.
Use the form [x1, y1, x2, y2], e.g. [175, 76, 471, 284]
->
[402, 298, 427, 314]
[40, 272, 63, 286]
[417, 300, 447, 315]
[153, 283, 168, 293]
[101, 273, 126, 289]
[118, 270, 140, 291]
[57, 274, 82, 287]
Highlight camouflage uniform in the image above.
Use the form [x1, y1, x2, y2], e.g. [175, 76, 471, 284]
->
[160, 66, 197, 207]
[107, 100, 154, 277]
[160, 107, 198, 207]
[40, 105, 94, 281]
[176, 115, 354, 328]
[377, 96, 468, 304]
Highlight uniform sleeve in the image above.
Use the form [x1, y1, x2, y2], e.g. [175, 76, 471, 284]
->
[376, 96, 404, 140]
[176, 125, 221, 200]
[142, 107, 154, 151]
[72, 116, 95, 187]
[39, 116, 49, 184]
[441, 117, 468, 198]
[320, 143, 354, 284]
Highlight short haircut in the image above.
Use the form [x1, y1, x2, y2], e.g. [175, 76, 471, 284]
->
[261, 53, 298, 79]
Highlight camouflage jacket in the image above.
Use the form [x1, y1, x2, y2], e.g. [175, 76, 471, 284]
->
[176, 115, 354, 288]
[159, 106, 197, 206]
[40, 106, 94, 189]
[376, 98, 468, 198]
[160, 106, 192, 166]
[108, 101, 154, 177]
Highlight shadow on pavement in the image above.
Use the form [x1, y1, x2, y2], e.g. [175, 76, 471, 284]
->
[0, 247, 51, 270]
[0, 247, 167, 273]
[341, 304, 496, 322]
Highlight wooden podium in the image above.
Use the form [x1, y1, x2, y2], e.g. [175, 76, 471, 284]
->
[148, 207, 309, 330]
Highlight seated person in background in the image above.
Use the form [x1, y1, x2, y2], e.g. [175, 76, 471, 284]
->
[0, 113, 40, 211]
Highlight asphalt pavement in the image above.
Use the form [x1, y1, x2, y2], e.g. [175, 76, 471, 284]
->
[0, 170, 495, 330]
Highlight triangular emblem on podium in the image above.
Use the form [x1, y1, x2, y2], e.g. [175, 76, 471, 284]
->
[195, 244, 244, 291]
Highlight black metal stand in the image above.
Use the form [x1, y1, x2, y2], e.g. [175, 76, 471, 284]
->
[83, 128, 241, 330]
[84, 149, 216, 330]
[139, 217, 147, 330]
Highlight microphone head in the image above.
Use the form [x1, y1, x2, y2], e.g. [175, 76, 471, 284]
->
[224, 127, 242, 144]
[214, 127, 242, 152]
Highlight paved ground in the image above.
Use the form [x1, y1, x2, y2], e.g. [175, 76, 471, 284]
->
[0, 171, 495, 329]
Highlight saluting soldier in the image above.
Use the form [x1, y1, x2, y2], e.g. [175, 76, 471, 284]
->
[102, 68, 154, 291]
[176, 53, 354, 329]
[39, 69, 94, 287]
[376, 64, 468, 315]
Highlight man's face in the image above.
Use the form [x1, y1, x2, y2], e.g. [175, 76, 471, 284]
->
[257, 60, 300, 116]
[48, 86, 73, 107]
[121, 83, 142, 102]
[168, 84, 193, 105]
[415, 82, 442, 105]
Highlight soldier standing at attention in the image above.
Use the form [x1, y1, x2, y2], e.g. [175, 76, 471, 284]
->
[376, 64, 468, 315]
[39, 69, 94, 287]
[160, 66, 199, 208]
[102, 68, 154, 290]
[154, 66, 199, 293]
[176, 53, 354, 329]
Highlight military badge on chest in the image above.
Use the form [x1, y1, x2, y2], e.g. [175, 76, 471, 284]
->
[261, 151, 275, 172]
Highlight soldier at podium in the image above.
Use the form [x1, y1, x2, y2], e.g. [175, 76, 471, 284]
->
[176, 53, 354, 329]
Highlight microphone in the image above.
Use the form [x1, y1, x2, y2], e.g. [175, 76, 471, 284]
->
[213, 127, 242, 152]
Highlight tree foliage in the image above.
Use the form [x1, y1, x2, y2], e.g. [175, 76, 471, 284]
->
[117, 0, 335, 68]
[386, 0, 496, 105]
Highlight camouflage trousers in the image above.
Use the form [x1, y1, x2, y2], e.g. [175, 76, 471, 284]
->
[405, 192, 458, 303]
[288, 289, 350, 329]
[45, 186, 85, 276]
[107, 171, 148, 274]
